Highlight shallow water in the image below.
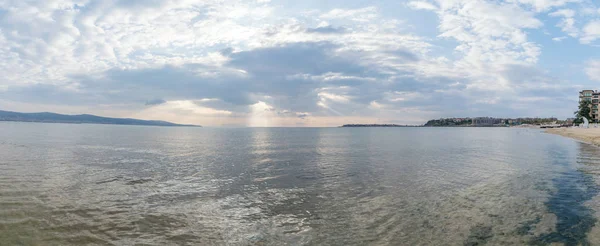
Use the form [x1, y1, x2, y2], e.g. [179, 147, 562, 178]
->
[1, 123, 600, 245]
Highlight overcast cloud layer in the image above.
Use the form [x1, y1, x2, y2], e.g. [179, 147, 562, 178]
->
[0, 0, 599, 126]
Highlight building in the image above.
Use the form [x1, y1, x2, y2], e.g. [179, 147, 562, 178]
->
[565, 118, 575, 126]
[471, 117, 503, 126]
[579, 90, 600, 121]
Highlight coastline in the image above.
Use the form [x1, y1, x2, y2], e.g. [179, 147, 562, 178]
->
[545, 128, 600, 146]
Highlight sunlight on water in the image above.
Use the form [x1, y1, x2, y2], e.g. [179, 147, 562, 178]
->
[1, 123, 600, 245]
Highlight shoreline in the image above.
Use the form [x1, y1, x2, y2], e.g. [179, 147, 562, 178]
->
[545, 128, 600, 146]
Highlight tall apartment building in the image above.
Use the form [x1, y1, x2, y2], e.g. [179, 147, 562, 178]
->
[579, 90, 600, 121]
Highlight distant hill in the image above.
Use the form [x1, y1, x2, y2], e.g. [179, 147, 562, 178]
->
[0, 110, 200, 127]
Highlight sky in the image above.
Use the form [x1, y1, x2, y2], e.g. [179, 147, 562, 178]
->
[0, 0, 599, 127]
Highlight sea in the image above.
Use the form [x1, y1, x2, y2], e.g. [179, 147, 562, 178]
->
[1, 122, 600, 245]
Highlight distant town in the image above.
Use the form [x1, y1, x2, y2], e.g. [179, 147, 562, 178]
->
[342, 117, 573, 128]
[423, 117, 571, 127]
[345, 90, 600, 128]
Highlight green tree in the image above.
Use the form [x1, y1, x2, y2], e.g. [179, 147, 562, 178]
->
[575, 99, 592, 121]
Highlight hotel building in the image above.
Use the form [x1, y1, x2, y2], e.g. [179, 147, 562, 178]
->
[579, 90, 600, 121]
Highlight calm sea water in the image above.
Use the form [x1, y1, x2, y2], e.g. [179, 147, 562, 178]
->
[2, 123, 600, 245]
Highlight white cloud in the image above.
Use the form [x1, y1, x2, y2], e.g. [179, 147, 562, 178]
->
[435, 0, 542, 60]
[161, 100, 232, 116]
[550, 8, 576, 17]
[422, 0, 545, 91]
[586, 60, 600, 81]
[248, 101, 277, 127]
[384, 91, 426, 102]
[320, 7, 378, 22]
[581, 20, 600, 44]
[552, 36, 568, 41]
[318, 92, 351, 103]
[0, 0, 278, 87]
[0, 0, 590, 125]
[407, 1, 438, 11]
[549, 9, 579, 37]
[508, 0, 580, 12]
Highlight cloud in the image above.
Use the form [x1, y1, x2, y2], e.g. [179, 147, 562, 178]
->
[549, 9, 579, 37]
[227, 42, 364, 76]
[54, 42, 381, 117]
[0, 0, 593, 126]
[550, 8, 576, 17]
[318, 92, 351, 103]
[9, 39, 460, 124]
[156, 100, 233, 116]
[508, 0, 580, 12]
[408, 1, 438, 11]
[296, 112, 310, 119]
[586, 60, 600, 81]
[76, 64, 255, 106]
[319, 7, 378, 22]
[413, 0, 548, 95]
[219, 47, 234, 56]
[581, 20, 600, 44]
[145, 99, 166, 106]
[305, 26, 348, 34]
[433, 0, 543, 68]
[552, 36, 568, 41]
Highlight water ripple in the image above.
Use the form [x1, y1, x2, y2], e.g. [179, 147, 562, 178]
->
[1, 125, 600, 245]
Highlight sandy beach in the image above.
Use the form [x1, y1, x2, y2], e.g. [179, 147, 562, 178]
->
[545, 128, 600, 146]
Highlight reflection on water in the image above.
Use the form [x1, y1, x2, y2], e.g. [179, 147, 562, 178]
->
[533, 143, 599, 245]
[1, 123, 600, 245]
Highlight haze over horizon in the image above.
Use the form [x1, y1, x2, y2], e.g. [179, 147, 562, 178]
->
[0, 0, 599, 127]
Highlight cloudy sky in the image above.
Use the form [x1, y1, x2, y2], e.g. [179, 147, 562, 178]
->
[0, 0, 599, 126]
